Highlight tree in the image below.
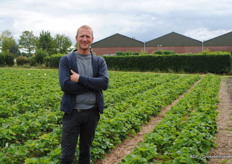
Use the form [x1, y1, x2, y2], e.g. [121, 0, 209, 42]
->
[36, 30, 54, 55]
[18, 31, 37, 56]
[10, 44, 21, 57]
[53, 34, 72, 54]
[0, 30, 12, 44]
[0, 30, 16, 53]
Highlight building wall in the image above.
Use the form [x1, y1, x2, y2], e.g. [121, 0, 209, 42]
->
[145, 46, 203, 54]
[92, 46, 203, 55]
[203, 46, 232, 52]
[145, 46, 232, 54]
[92, 46, 232, 55]
[91, 31, 232, 55]
[92, 47, 145, 55]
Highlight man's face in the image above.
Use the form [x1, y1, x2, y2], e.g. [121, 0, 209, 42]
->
[76, 28, 94, 51]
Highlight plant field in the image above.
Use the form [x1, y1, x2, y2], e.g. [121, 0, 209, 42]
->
[0, 68, 220, 163]
[120, 75, 220, 164]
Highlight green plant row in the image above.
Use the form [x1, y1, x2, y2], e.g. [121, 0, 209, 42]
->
[0, 69, 61, 119]
[91, 75, 200, 162]
[2, 72, 198, 163]
[0, 127, 61, 164]
[102, 74, 196, 120]
[0, 70, 150, 119]
[0, 73, 175, 148]
[20, 75, 199, 163]
[0, 69, 199, 163]
[104, 73, 179, 108]
[0, 71, 163, 148]
[120, 75, 220, 164]
[0, 110, 62, 148]
[16, 75, 190, 163]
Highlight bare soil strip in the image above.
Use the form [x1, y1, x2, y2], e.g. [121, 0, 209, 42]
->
[94, 78, 202, 164]
[207, 77, 232, 164]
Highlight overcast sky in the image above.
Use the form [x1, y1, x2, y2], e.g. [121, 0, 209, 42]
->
[0, 0, 231, 45]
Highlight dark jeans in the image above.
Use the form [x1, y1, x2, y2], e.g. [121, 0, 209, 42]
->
[60, 109, 100, 164]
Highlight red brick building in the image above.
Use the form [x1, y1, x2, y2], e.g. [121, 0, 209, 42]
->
[145, 32, 202, 54]
[204, 31, 232, 52]
[91, 31, 232, 55]
[91, 33, 144, 55]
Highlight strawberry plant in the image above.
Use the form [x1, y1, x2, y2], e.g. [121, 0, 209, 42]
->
[120, 75, 220, 164]
[0, 68, 205, 163]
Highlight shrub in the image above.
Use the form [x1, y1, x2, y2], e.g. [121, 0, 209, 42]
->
[35, 49, 48, 64]
[116, 51, 139, 56]
[49, 54, 64, 68]
[116, 51, 124, 56]
[153, 50, 175, 55]
[0, 53, 5, 66]
[16, 56, 29, 66]
[28, 56, 37, 66]
[44, 56, 50, 67]
[5, 53, 15, 66]
[198, 50, 231, 55]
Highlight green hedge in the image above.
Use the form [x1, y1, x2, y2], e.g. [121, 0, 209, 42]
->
[104, 54, 232, 74]
[47, 54, 64, 68]
[0, 53, 14, 66]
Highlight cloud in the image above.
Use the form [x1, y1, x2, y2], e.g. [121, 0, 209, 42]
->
[0, 0, 231, 45]
[184, 28, 231, 41]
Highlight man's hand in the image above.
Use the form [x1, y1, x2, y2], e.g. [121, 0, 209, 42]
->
[70, 70, 80, 82]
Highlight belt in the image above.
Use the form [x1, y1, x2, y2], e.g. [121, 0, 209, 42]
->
[74, 106, 98, 112]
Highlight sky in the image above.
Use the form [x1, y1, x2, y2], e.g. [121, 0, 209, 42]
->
[0, 0, 231, 45]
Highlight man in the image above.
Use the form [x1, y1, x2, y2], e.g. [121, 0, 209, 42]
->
[59, 25, 109, 164]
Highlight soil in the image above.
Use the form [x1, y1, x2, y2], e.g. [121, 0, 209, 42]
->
[94, 77, 232, 164]
[207, 77, 232, 164]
